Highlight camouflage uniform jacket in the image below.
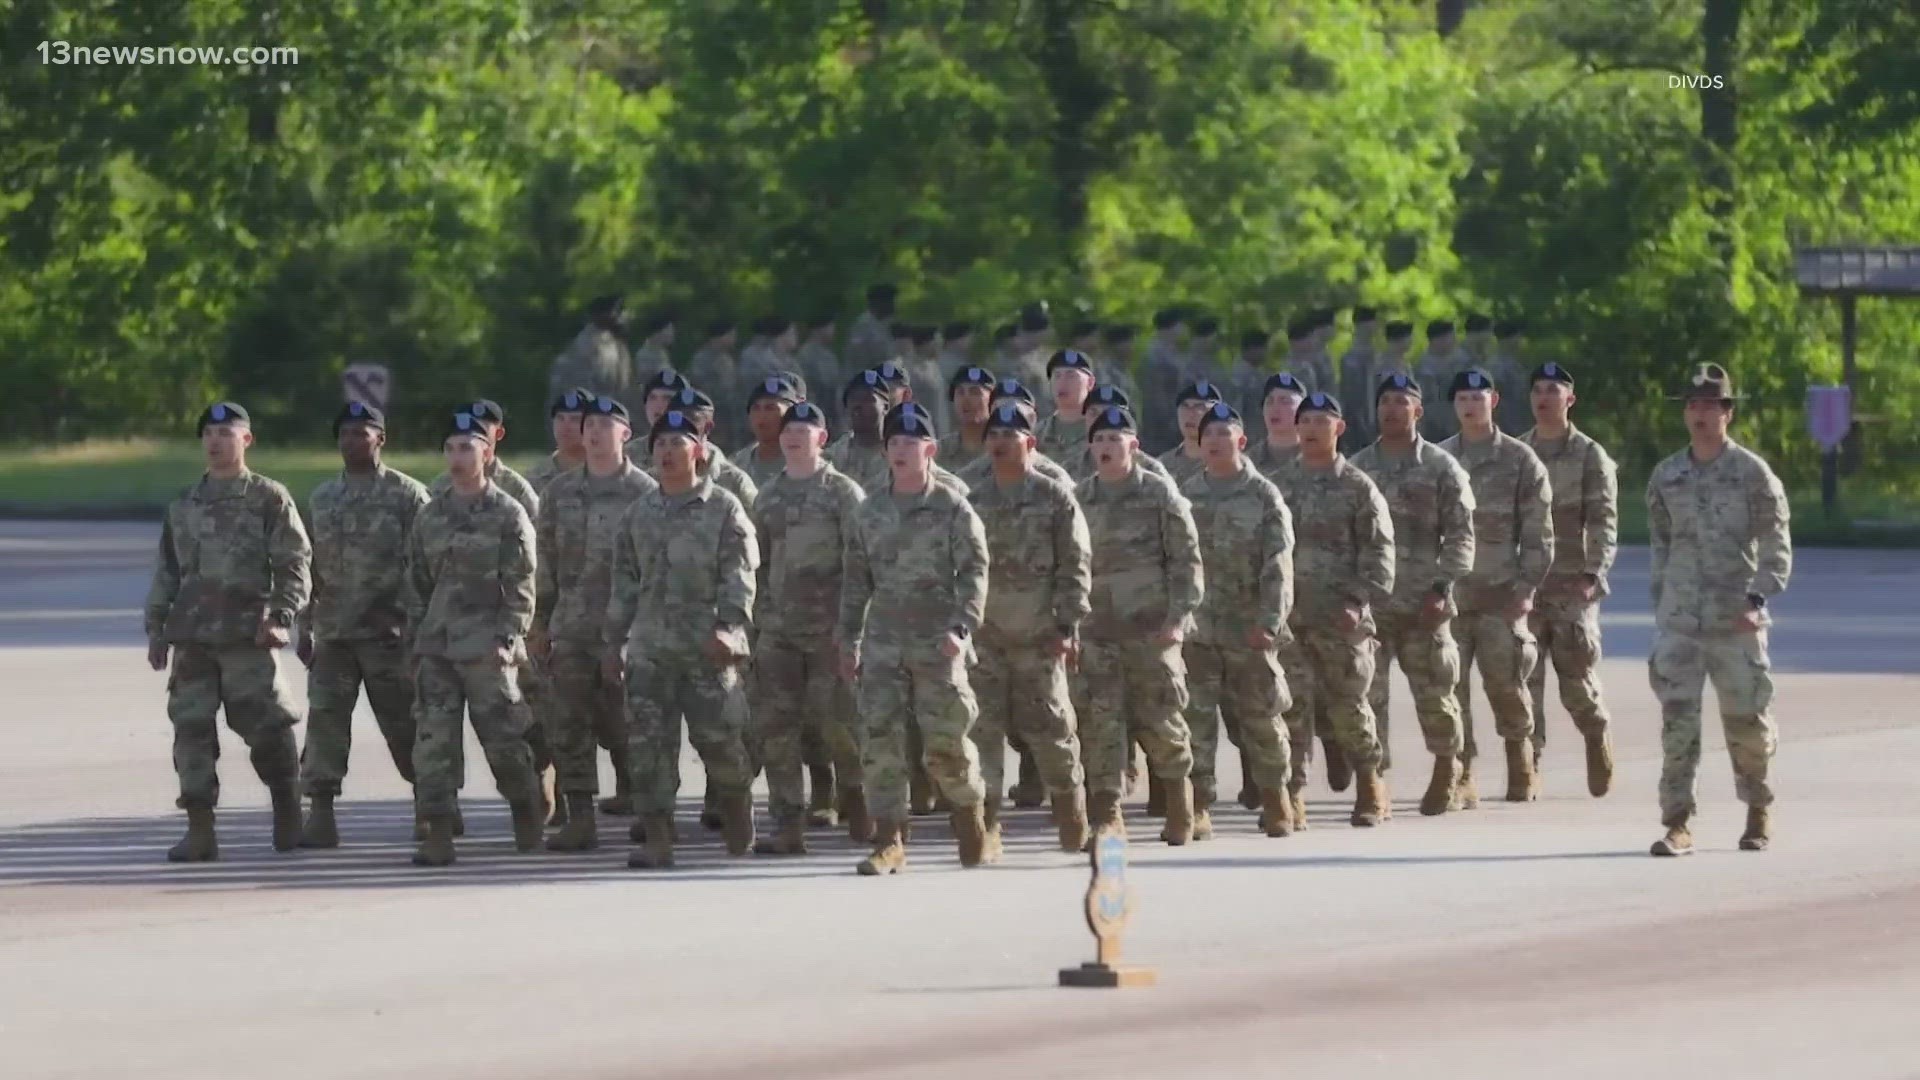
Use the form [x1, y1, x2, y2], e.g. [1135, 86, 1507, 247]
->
[1438, 431, 1553, 611]
[829, 438, 966, 496]
[937, 429, 989, 473]
[632, 343, 674, 392]
[1074, 463, 1204, 642]
[1156, 445, 1208, 488]
[1248, 438, 1300, 484]
[1063, 445, 1170, 486]
[403, 484, 536, 662]
[548, 325, 633, 408]
[146, 470, 312, 647]
[732, 442, 790, 492]
[1141, 337, 1190, 450]
[845, 312, 893, 374]
[751, 464, 865, 650]
[1490, 353, 1531, 435]
[1415, 348, 1462, 442]
[524, 453, 583, 498]
[534, 462, 659, 651]
[796, 342, 844, 422]
[1646, 441, 1791, 635]
[838, 478, 990, 653]
[1181, 460, 1294, 645]
[1034, 411, 1093, 463]
[1521, 424, 1618, 598]
[1350, 438, 1475, 619]
[304, 465, 429, 645]
[958, 451, 1073, 490]
[966, 467, 1092, 649]
[1284, 456, 1395, 632]
[603, 477, 759, 661]
[431, 460, 539, 521]
[1281, 349, 1335, 396]
[650, 444, 758, 510]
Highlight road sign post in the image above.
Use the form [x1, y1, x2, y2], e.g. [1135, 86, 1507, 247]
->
[1807, 385, 1852, 518]
[1058, 828, 1156, 988]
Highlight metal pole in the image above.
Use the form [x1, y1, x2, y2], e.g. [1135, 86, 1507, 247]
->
[1822, 447, 1838, 518]
[1841, 296, 1859, 474]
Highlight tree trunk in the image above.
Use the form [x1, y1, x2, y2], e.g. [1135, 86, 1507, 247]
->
[1698, 0, 1741, 272]
[1437, 0, 1468, 37]
[1034, 0, 1103, 274]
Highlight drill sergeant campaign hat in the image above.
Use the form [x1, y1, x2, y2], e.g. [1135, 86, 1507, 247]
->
[333, 400, 384, 434]
[1674, 362, 1742, 402]
[198, 401, 250, 433]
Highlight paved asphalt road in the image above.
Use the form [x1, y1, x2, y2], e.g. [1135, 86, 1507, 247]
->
[1, 520, 1917, 1079]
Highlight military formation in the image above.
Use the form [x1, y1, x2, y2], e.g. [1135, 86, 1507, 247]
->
[143, 283, 1793, 870]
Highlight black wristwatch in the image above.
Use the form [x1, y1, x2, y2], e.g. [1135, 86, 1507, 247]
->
[267, 610, 293, 628]
[1430, 582, 1451, 600]
[1746, 592, 1766, 610]
[951, 625, 971, 640]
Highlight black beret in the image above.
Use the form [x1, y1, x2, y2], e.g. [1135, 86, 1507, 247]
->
[1191, 315, 1220, 336]
[1176, 379, 1225, 406]
[463, 399, 506, 426]
[843, 368, 891, 403]
[753, 315, 792, 336]
[1103, 324, 1137, 343]
[991, 378, 1036, 407]
[943, 321, 975, 339]
[782, 401, 829, 429]
[1197, 400, 1243, 437]
[1240, 329, 1271, 350]
[883, 402, 936, 441]
[1070, 319, 1102, 339]
[670, 386, 717, 413]
[1426, 319, 1455, 337]
[872, 361, 910, 388]
[1353, 306, 1379, 323]
[1449, 368, 1495, 397]
[1295, 392, 1342, 420]
[1046, 349, 1094, 375]
[909, 324, 939, 346]
[748, 375, 802, 406]
[550, 388, 596, 416]
[992, 324, 1017, 343]
[586, 395, 632, 426]
[638, 312, 675, 334]
[1286, 317, 1315, 342]
[333, 400, 383, 433]
[866, 283, 898, 303]
[1311, 308, 1337, 330]
[948, 365, 998, 395]
[649, 407, 703, 447]
[1152, 308, 1184, 330]
[1263, 372, 1307, 398]
[984, 401, 1034, 434]
[447, 410, 494, 443]
[1088, 405, 1137, 435]
[1495, 318, 1527, 338]
[888, 321, 912, 339]
[1464, 313, 1494, 333]
[705, 318, 735, 336]
[1384, 321, 1414, 341]
[1083, 384, 1132, 413]
[805, 313, 837, 331]
[1376, 372, 1422, 400]
[1019, 306, 1051, 332]
[643, 369, 691, 395]
[1530, 362, 1574, 387]
[587, 294, 625, 320]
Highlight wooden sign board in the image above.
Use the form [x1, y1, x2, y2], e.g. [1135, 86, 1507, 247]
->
[1059, 827, 1156, 988]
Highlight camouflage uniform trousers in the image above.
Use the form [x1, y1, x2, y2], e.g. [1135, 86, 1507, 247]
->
[412, 656, 538, 816]
[1284, 627, 1384, 784]
[1527, 595, 1610, 751]
[1369, 611, 1465, 772]
[300, 639, 415, 798]
[969, 643, 1084, 806]
[855, 639, 986, 824]
[751, 636, 863, 825]
[1183, 641, 1292, 806]
[1649, 629, 1776, 822]
[167, 644, 302, 809]
[1075, 639, 1194, 797]
[1456, 610, 1539, 760]
[442, 652, 551, 797]
[625, 651, 754, 818]
[547, 648, 629, 798]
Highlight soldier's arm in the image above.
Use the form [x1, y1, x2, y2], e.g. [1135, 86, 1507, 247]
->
[1052, 495, 1094, 632]
[533, 490, 560, 635]
[1646, 472, 1670, 605]
[143, 511, 182, 643]
[266, 487, 314, 625]
[602, 503, 645, 657]
[837, 513, 874, 650]
[1259, 497, 1295, 635]
[1161, 495, 1206, 628]
[516, 475, 541, 522]
[950, 503, 990, 637]
[1357, 486, 1397, 606]
[401, 515, 433, 647]
[1515, 452, 1555, 593]
[716, 499, 759, 632]
[1747, 458, 1793, 597]
[1437, 459, 1477, 587]
[296, 495, 321, 641]
[1585, 443, 1620, 580]
[499, 505, 538, 643]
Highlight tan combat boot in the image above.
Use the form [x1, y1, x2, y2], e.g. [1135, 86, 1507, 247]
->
[1192, 808, 1215, 841]
[1420, 755, 1459, 817]
[753, 815, 808, 856]
[598, 770, 634, 816]
[1454, 758, 1480, 810]
[857, 821, 907, 875]
[1159, 777, 1196, 846]
[721, 793, 756, 857]
[509, 799, 544, 853]
[1085, 791, 1126, 850]
[166, 807, 219, 863]
[1504, 739, 1539, 802]
[1350, 766, 1389, 827]
[1584, 729, 1614, 798]
[299, 795, 340, 849]
[1651, 812, 1693, 857]
[953, 804, 991, 867]
[546, 794, 599, 852]
[1322, 736, 1353, 792]
[1052, 789, 1089, 853]
[269, 782, 302, 853]
[840, 785, 874, 843]
[1009, 755, 1046, 808]
[807, 765, 838, 828]
[1738, 806, 1770, 851]
[1259, 787, 1293, 837]
[628, 815, 676, 868]
[410, 814, 455, 867]
[982, 801, 1005, 863]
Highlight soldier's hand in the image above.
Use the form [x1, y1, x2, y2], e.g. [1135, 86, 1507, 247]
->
[702, 632, 734, 664]
[295, 636, 315, 669]
[1505, 593, 1534, 623]
[1247, 627, 1277, 650]
[838, 646, 860, 682]
[1152, 624, 1185, 647]
[256, 622, 291, 649]
[1577, 576, 1599, 602]
[1335, 605, 1363, 633]
[601, 653, 626, 685]
[1732, 608, 1765, 633]
[147, 641, 169, 672]
[1419, 593, 1449, 628]
[1063, 639, 1081, 674]
[938, 631, 964, 659]
[494, 643, 515, 666]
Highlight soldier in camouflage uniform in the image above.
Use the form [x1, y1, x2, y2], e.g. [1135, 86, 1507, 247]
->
[939, 321, 977, 386]
[548, 294, 634, 409]
[1180, 402, 1298, 839]
[404, 412, 542, 867]
[1285, 393, 1397, 828]
[604, 408, 761, 869]
[1227, 329, 1272, 423]
[533, 396, 659, 851]
[747, 402, 870, 853]
[829, 369, 896, 494]
[1184, 316, 1223, 380]
[1249, 373, 1306, 478]
[1034, 349, 1098, 463]
[956, 382, 1079, 493]
[737, 316, 783, 386]
[1519, 363, 1619, 795]
[1140, 308, 1190, 454]
[1416, 321, 1464, 443]
[796, 315, 843, 426]
[839, 403, 993, 874]
[1490, 319, 1532, 436]
[1646, 363, 1790, 857]
[296, 402, 430, 848]
[1248, 372, 1313, 807]
[1057, 385, 1174, 487]
[688, 319, 746, 449]
[146, 402, 311, 862]
[937, 364, 999, 472]
[631, 312, 676, 392]
[845, 285, 898, 375]
[1338, 307, 1380, 451]
[1074, 405, 1200, 845]
[1098, 323, 1144, 410]
[1440, 369, 1554, 805]
[1011, 305, 1055, 407]
[522, 389, 598, 827]
[1352, 374, 1475, 815]
[735, 374, 803, 490]
[1157, 379, 1223, 487]
[904, 325, 953, 436]
[1461, 313, 1496, 368]
[649, 386, 758, 511]
[1281, 318, 1336, 396]
[965, 401, 1093, 856]
[525, 389, 592, 493]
